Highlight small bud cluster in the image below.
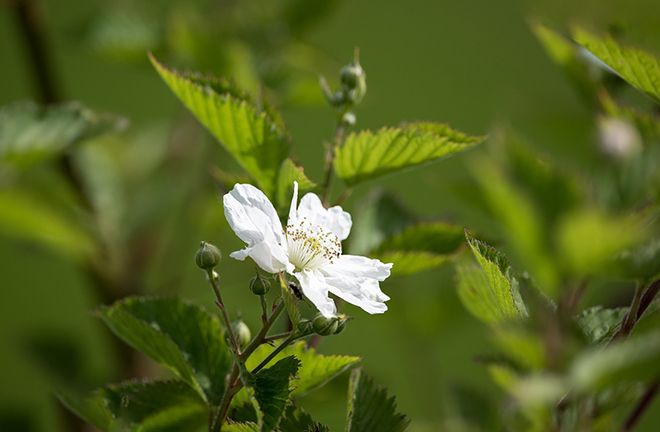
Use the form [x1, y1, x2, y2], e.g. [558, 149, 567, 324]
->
[320, 48, 367, 124]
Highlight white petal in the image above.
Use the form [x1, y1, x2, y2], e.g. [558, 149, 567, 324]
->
[223, 183, 285, 244]
[230, 241, 292, 274]
[223, 183, 290, 273]
[324, 255, 392, 281]
[293, 269, 337, 317]
[321, 255, 392, 314]
[294, 192, 352, 241]
[287, 181, 299, 224]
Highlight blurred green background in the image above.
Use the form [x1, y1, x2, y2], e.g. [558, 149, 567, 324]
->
[2, 0, 660, 430]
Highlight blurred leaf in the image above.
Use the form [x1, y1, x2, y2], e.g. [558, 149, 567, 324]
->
[150, 55, 289, 196]
[374, 251, 450, 276]
[99, 297, 232, 404]
[571, 331, 660, 392]
[577, 306, 627, 344]
[102, 380, 205, 427]
[557, 209, 642, 275]
[276, 158, 316, 211]
[456, 234, 527, 324]
[0, 101, 125, 167]
[616, 238, 660, 282]
[572, 28, 660, 103]
[373, 222, 464, 276]
[246, 341, 360, 397]
[139, 404, 208, 432]
[512, 374, 567, 407]
[0, 189, 95, 260]
[56, 389, 112, 431]
[252, 356, 300, 432]
[493, 326, 545, 370]
[345, 368, 409, 432]
[471, 156, 558, 295]
[530, 23, 599, 103]
[334, 122, 483, 185]
[87, 9, 160, 62]
[349, 191, 414, 256]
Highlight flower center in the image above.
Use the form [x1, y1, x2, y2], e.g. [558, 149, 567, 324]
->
[286, 218, 341, 271]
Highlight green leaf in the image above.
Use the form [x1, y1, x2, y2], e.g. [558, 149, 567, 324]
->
[334, 122, 483, 185]
[373, 222, 464, 276]
[530, 23, 598, 103]
[374, 251, 450, 276]
[222, 423, 259, 432]
[252, 356, 301, 432]
[556, 209, 642, 275]
[573, 27, 660, 103]
[456, 234, 527, 324]
[0, 101, 125, 167]
[99, 297, 232, 404]
[576, 306, 627, 344]
[246, 341, 360, 397]
[150, 55, 289, 196]
[0, 189, 95, 260]
[345, 368, 409, 432]
[616, 238, 660, 282]
[102, 380, 205, 427]
[56, 389, 112, 431]
[470, 155, 558, 295]
[571, 331, 660, 391]
[278, 404, 327, 432]
[349, 191, 414, 256]
[139, 405, 208, 432]
[280, 276, 302, 329]
[276, 158, 316, 212]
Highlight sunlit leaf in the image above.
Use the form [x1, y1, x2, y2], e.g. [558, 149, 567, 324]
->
[573, 28, 660, 103]
[276, 158, 316, 211]
[0, 101, 125, 167]
[150, 55, 289, 196]
[557, 209, 642, 275]
[345, 368, 409, 432]
[456, 234, 527, 324]
[246, 341, 360, 397]
[334, 122, 483, 185]
[99, 297, 232, 404]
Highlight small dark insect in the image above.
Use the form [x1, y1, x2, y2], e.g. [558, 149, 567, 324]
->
[289, 282, 303, 300]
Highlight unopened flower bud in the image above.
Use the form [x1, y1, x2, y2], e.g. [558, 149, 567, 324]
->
[340, 63, 364, 90]
[598, 116, 642, 160]
[195, 241, 222, 270]
[312, 313, 338, 336]
[231, 320, 251, 348]
[249, 274, 270, 295]
[334, 314, 350, 335]
[341, 111, 356, 126]
[296, 319, 314, 335]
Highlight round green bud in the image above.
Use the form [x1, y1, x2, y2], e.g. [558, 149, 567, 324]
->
[231, 320, 251, 348]
[195, 241, 221, 270]
[340, 64, 364, 90]
[249, 275, 270, 295]
[296, 319, 314, 336]
[312, 313, 338, 336]
[334, 315, 349, 335]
